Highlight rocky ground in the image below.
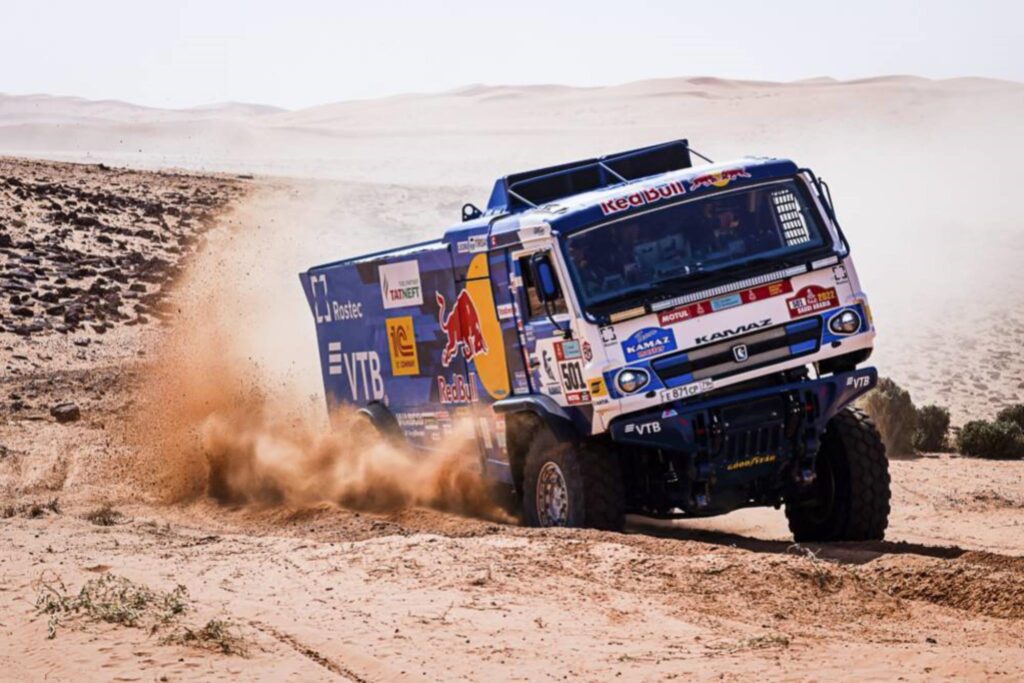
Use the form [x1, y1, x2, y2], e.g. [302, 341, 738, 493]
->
[2, 158, 1024, 681]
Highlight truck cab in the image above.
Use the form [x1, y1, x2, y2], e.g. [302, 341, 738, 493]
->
[302, 140, 890, 541]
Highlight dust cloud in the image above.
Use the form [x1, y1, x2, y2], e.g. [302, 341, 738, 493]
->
[128, 183, 506, 522]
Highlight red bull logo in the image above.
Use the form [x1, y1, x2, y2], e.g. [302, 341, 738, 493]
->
[688, 167, 752, 191]
[437, 289, 489, 367]
[599, 180, 687, 216]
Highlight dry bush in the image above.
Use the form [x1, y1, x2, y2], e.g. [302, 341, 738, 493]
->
[995, 404, 1024, 431]
[83, 503, 124, 526]
[859, 377, 917, 456]
[34, 573, 247, 655]
[958, 420, 1024, 460]
[913, 405, 951, 452]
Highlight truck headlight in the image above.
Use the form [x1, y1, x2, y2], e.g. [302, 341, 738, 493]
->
[828, 309, 862, 335]
[615, 369, 650, 394]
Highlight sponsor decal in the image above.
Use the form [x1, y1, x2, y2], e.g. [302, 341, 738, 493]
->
[513, 370, 530, 394]
[557, 356, 590, 405]
[541, 349, 557, 384]
[725, 454, 777, 472]
[622, 327, 678, 362]
[496, 302, 515, 320]
[846, 375, 871, 390]
[582, 341, 593, 363]
[555, 340, 581, 361]
[661, 408, 678, 418]
[309, 274, 331, 324]
[832, 264, 849, 284]
[694, 318, 771, 345]
[326, 341, 385, 401]
[658, 280, 793, 326]
[599, 325, 618, 346]
[599, 180, 688, 216]
[660, 378, 715, 402]
[732, 343, 749, 362]
[385, 316, 419, 376]
[437, 372, 480, 404]
[688, 167, 752, 192]
[437, 289, 489, 367]
[624, 421, 661, 436]
[379, 260, 423, 309]
[588, 376, 608, 398]
[331, 300, 363, 321]
[787, 285, 839, 318]
[456, 235, 489, 254]
[710, 293, 742, 312]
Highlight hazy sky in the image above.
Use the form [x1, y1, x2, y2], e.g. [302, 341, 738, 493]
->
[4, 0, 1021, 109]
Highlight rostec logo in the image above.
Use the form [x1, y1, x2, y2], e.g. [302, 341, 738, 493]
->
[732, 344, 749, 362]
[599, 180, 687, 216]
[326, 341, 385, 401]
[386, 316, 419, 376]
[437, 290, 488, 367]
[379, 260, 423, 310]
[694, 318, 771, 345]
[331, 300, 363, 321]
[688, 167, 752, 191]
[624, 421, 662, 436]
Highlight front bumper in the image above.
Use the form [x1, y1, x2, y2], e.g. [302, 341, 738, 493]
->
[611, 367, 876, 451]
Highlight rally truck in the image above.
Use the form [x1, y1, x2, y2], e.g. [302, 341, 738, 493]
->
[300, 139, 890, 541]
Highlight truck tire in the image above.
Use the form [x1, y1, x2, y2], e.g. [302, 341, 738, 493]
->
[522, 429, 625, 531]
[785, 407, 890, 542]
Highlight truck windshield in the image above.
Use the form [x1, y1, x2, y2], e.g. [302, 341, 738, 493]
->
[565, 180, 829, 311]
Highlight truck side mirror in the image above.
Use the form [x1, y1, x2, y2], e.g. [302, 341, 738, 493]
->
[530, 253, 561, 302]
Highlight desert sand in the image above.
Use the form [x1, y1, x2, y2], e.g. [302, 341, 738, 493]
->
[2, 76, 1024, 680]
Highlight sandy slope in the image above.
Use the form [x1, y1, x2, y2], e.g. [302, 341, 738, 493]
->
[3, 158, 1024, 681]
[4, 75, 1022, 422]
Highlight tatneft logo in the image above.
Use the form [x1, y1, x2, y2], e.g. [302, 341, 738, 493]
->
[379, 260, 423, 310]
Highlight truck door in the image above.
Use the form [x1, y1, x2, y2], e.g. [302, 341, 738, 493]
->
[510, 249, 591, 407]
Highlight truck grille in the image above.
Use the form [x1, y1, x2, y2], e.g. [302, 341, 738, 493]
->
[651, 317, 822, 388]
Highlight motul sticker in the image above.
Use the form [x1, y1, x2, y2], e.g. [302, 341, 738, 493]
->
[787, 285, 839, 318]
[658, 280, 793, 326]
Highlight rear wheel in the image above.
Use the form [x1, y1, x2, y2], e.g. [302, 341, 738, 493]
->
[522, 428, 625, 531]
[785, 407, 890, 542]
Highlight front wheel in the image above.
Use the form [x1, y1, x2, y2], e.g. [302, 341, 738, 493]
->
[785, 407, 890, 542]
[522, 429, 625, 531]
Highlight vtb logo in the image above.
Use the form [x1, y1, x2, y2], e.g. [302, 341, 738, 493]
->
[437, 290, 488, 367]
[732, 343, 749, 362]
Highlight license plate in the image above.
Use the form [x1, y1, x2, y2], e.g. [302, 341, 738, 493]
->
[660, 378, 714, 402]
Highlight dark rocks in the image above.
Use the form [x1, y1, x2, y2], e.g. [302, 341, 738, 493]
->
[50, 402, 81, 423]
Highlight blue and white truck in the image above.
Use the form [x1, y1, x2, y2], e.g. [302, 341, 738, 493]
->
[301, 140, 890, 540]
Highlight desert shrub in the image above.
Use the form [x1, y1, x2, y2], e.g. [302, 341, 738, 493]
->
[995, 404, 1024, 431]
[84, 503, 123, 526]
[913, 405, 951, 452]
[859, 377, 917, 456]
[957, 420, 1024, 460]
